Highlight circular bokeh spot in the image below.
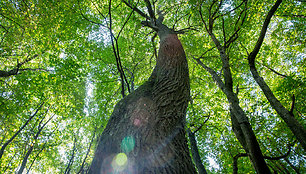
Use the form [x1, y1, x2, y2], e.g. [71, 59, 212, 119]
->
[121, 136, 135, 153]
[115, 153, 127, 166]
[112, 153, 128, 172]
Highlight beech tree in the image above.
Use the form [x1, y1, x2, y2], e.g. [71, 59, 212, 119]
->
[1, 0, 305, 173]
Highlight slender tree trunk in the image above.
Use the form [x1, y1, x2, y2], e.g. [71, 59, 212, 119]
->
[247, 0, 306, 151]
[195, 59, 271, 173]
[228, 94, 271, 174]
[26, 143, 46, 174]
[89, 24, 196, 173]
[17, 114, 53, 174]
[0, 101, 44, 159]
[77, 129, 96, 174]
[249, 61, 306, 150]
[65, 136, 77, 174]
[187, 128, 208, 174]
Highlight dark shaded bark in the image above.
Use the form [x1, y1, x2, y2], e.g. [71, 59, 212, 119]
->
[89, 5, 196, 173]
[248, 0, 306, 151]
[232, 146, 291, 174]
[26, 143, 46, 174]
[187, 128, 207, 174]
[196, 1, 288, 173]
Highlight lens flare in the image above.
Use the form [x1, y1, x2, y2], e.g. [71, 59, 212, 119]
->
[112, 153, 128, 172]
[121, 136, 135, 153]
[115, 153, 127, 166]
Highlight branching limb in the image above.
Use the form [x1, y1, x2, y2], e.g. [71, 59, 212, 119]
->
[144, 0, 155, 20]
[0, 54, 42, 78]
[77, 0, 107, 27]
[122, 0, 150, 20]
[193, 57, 226, 93]
[193, 114, 210, 134]
[233, 145, 291, 174]
[249, 0, 282, 61]
[108, 0, 130, 97]
[215, 0, 247, 19]
[233, 153, 248, 174]
[225, 1, 248, 48]
[257, 61, 288, 78]
[0, 100, 45, 159]
[247, 0, 306, 151]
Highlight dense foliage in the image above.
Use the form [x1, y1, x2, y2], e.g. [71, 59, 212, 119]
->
[0, 0, 305, 173]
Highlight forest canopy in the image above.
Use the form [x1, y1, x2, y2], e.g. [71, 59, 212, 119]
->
[0, 0, 305, 173]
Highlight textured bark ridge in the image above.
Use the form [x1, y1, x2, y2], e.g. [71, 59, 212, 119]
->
[89, 32, 196, 173]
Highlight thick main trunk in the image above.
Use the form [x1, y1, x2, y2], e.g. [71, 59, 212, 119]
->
[89, 33, 196, 173]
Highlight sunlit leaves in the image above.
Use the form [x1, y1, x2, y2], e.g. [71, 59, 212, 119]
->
[1, 0, 305, 173]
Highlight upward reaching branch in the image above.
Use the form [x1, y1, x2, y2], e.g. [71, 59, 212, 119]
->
[0, 101, 45, 159]
[0, 54, 40, 78]
[122, 0, 150, 20]
[247, 0, 306, 151]
[144, 0, 155, 20]
[249, 0, 282, 61]
[198, 1, 272, 173]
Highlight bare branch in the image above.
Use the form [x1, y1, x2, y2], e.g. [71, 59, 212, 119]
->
[249, 0, 282, 61]
[225, 1, 248, 48]
[0, 53, 43, 78]
[233, 153, 248, 174]
[194, 114, 210, 134]
[214, 0, 247, 19]
[77, 128, 97, 174]
[108, 0, 130, 97]
[144, 0, 156, 20]
[257, 61, 288, 78]
[277, 14, 306, 18]
[77, 0, 107, 27]
[194, 57, 226, 93]
[122, 0, 150, 20]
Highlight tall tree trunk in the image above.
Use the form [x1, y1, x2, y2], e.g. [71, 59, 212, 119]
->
[249, 61, 306, 150]
[89, 21, 196, 173]
[195, 59, 271, 173]
[247, 0, 306, 151]
[187, 128, 208, 174]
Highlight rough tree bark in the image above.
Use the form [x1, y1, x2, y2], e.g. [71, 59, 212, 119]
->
[89, 3, 196, 174]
